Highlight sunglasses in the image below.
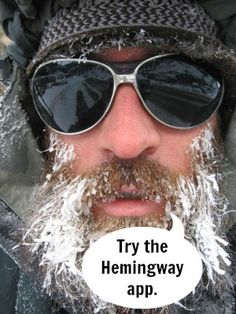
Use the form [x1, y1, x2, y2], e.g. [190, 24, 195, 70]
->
[31, 53, 224, 134]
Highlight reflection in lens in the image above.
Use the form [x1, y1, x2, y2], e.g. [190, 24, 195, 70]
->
[136, 56, 223, 128]
[32, 60, 114, 133]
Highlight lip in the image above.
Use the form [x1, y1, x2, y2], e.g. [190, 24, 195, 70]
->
[93, 199, 164, 217]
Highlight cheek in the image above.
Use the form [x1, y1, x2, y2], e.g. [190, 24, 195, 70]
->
[155, 130, 197, 174]
[154, 116, 218, 174]
[57, 131, 102, 173]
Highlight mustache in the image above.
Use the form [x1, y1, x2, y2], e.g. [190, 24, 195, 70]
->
[47, 157, 179, 208]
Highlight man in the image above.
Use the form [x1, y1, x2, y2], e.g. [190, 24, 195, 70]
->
[0, 0, 236, 313]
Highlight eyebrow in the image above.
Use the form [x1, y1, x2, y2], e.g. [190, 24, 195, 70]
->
[88, 51, 158, 73]
[89, 47, 158, 61]
[95, 59, 143, 74]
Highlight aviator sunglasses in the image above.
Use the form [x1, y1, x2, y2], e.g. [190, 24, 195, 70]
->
[31, 53, 224, 134]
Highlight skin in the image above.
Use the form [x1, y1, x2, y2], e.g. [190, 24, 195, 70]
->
[53, 47, 217, 218]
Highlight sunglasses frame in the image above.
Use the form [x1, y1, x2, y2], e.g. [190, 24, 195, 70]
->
[31, 53, 225, 135]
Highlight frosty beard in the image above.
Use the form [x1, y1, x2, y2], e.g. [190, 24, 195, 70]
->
[21, 126, 233, 314]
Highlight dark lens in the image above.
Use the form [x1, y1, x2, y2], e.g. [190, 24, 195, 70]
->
[32, 60, 114, 133]
[136, 55, 223, 128]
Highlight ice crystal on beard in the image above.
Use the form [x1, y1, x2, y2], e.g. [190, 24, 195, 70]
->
[175, 126, 231, 286]
[47, 132, 75, 172]
[22, 178, 91, 300]
[22, 174, 114, 313]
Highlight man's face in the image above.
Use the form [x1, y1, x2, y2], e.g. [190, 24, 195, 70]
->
[23, 47, 232, 313]
[55, 47, 217, 219]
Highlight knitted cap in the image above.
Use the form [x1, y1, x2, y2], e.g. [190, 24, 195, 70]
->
[39, 0, 216, 52]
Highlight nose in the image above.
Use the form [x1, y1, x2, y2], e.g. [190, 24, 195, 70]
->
[97, 84, 160, 159]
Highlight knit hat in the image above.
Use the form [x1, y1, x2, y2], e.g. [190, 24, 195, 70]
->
[37, 0, 217, 57]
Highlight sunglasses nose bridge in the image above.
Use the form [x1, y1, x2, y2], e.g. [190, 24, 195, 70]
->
[113, 72, 148, 114]
[114, 73, 136, 86]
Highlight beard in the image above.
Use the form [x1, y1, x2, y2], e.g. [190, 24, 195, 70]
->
[20, 126, 234, 314]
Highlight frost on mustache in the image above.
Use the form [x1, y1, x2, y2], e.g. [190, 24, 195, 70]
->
[174, 126, 231, 288]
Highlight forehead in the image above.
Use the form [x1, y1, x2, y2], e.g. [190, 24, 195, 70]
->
[90, 46, 157, 62]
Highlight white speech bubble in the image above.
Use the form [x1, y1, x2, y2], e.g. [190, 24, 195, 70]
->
[82, 214, 202, 309]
